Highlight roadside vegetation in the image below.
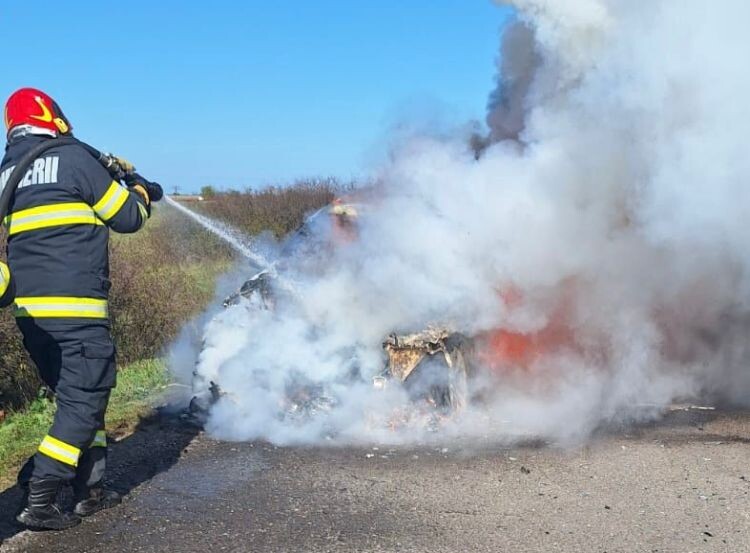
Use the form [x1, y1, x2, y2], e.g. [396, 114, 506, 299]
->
[108, 208, 234, 364]
[0, 359, 168, 489]
[193, 178, 338, 237]
[0, 182, 337, 486]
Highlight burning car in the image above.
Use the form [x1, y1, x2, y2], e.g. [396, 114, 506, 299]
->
[188, 196, 578, 426]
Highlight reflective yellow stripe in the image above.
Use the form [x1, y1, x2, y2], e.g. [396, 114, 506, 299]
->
[13, 296, 109, 319]
[38, 435, 81, 467]
[91, 430, 107, 448]
[137, 202, 149, 227]
[0, 263, 9, 297]
[93, 181, 130, 221]
[4, 202, 104, 236]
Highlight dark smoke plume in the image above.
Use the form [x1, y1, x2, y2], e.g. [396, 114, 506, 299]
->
[486, 20, 540, 143]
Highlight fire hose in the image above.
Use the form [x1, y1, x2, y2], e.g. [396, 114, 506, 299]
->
[0, 137, 163, 222]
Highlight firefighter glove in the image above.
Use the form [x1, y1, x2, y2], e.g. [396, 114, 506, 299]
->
[114, 156, 135, 175]
[125, 173, 164, 203]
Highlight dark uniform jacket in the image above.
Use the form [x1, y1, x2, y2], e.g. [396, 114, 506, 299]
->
[0, 135, 149, 329]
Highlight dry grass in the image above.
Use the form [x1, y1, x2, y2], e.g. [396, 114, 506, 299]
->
[108, 207, 234, 364]
[0, 228, 38, 412]
[193, 179, 338, 238]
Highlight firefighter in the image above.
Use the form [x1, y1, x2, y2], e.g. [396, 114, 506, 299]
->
[328, 198, 359, 245]
[1, 88, 162, 530]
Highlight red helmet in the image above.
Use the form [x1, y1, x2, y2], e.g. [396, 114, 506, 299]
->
[4, 87, 71, 135]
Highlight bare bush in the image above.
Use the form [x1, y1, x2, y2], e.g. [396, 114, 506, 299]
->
[194, 179, 338, 238]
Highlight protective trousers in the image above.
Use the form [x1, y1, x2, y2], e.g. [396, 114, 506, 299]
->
[16, 321, 116, 492]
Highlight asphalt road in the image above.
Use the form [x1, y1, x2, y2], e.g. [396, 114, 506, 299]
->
[1, 407, 749, 553]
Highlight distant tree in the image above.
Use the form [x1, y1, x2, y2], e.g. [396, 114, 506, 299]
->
[200, 185, 217, 198]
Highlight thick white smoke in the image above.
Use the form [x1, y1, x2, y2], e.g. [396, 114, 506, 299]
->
[178, 0, 750, 445]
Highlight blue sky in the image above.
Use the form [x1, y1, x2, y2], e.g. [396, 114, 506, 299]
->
[1, 1, 512, 192]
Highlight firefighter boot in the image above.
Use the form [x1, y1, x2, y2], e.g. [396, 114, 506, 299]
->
[74, 487, 122, 517]
[14, 458, 33, 518]
[16, 477, 81, 530]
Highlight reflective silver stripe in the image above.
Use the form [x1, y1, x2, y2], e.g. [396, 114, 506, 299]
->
[11, 208, 96, 225]
[94, 182, 130, 221]
[7, 209, 100, 235]
[0, 263, 9, 297]
[17, 304, 107, 314]
[13, 297, 109, 319]
[4, 202, 103, 235]
[38, 435, 81, 467]
[137, 202, 149, 226]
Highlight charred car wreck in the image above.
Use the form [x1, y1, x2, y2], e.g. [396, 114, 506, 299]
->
[189, 198, 556, 425]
